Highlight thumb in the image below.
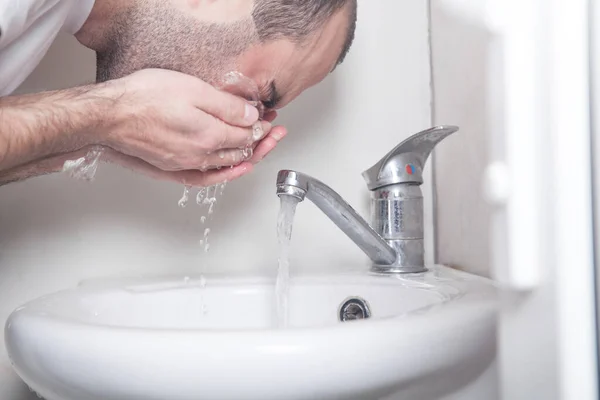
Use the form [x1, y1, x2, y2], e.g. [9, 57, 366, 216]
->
[196, 85, 260, 128]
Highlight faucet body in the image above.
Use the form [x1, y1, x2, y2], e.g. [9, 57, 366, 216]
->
[276, 126, 458, 274]
[370, 184, 425, 273]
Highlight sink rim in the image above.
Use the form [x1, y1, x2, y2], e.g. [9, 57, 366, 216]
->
[5, 265, 497, 334]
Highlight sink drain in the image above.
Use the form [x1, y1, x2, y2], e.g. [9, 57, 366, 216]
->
[339, 297, 371, 322]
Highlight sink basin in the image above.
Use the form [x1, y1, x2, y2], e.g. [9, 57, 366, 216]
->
[4, 266, 497, 400]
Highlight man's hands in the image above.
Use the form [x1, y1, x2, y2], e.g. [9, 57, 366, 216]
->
[0, 69, 286, 186]
[102, 69, 278, 172]
[98, 108, 285, 187]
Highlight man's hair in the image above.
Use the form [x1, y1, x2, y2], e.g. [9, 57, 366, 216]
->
[252, 0, 358, 65]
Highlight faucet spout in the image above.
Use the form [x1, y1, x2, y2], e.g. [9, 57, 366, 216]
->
[276, 170, 397, 266]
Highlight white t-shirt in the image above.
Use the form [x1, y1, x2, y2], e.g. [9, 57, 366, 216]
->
[0, 0, 95, 96]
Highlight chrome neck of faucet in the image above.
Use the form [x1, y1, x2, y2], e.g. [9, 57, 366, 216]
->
[276, 171, 397, 266]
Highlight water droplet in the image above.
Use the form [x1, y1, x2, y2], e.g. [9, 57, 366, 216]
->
[202, 228, 211, 252]
[196, 187, 207, 204]
[219, 181, 227, 195]
[62, 146, 104, 182]
[200, 216, 207, 224]
[253, 123, 264, 140]
[199, 275, 207, 287]
[240, 147, 254, 160]
[218, 150, 225, 159]
[178, 185, 191, 208]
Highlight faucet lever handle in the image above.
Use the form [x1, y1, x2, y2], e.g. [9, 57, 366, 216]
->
[362, 125, 459, 190]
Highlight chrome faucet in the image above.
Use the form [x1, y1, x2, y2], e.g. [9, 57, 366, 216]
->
[276, 125, 458, 274]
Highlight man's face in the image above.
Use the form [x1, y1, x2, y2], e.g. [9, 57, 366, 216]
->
[97, 0, 351, 111]
[234, 9, 350, 110]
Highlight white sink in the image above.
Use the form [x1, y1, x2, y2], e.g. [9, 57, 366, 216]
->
[4, 266, 497, 400]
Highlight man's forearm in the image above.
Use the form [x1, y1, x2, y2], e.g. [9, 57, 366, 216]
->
[0, 83, 118, 172]
[0, 146, 99, 186]
[0, 153, 67, 186]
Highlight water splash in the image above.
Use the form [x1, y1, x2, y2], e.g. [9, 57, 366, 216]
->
[178, 185, 191, 208]
[200, 228, 211, 253]
[219, 71, 265, 120]
[200, 275, 208, 314]
[219, 181, 227, 196]
[196, 187, 207, 205]
[203, 185, 218, 215]
[176, 68, 261, 254]
[276, 196, 299, 328]
[180, 184, 225, 253]
[240, 146, 255, 161]
[62, 146, 104, 181]
[179, 184, 218, 254]
[253, 123, 264, 141]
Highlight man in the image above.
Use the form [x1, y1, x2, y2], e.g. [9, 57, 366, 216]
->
[0, 0, 357, 186]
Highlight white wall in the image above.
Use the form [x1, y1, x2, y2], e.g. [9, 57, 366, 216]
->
[430, 1, 492, 277]
[0, 2, 433, 397]
[593, 0, 600, 384]
[431, 2, 598, 400]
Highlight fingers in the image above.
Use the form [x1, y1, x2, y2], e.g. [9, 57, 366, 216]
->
[202, 148, 247, 168]
[211, 119, 272, 149]
[249, 126, 287, 164]
[103, 148, 254, 187]
[204, 124, 286, 167]
[202, 125, 287, 167]
[181, 162, 253, 187]
[196, 85, 260, 127]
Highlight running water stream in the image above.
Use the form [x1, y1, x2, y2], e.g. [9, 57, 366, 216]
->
[275, 196, 299, 328]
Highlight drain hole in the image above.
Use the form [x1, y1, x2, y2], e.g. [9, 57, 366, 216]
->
[339, 297, 371, 322]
